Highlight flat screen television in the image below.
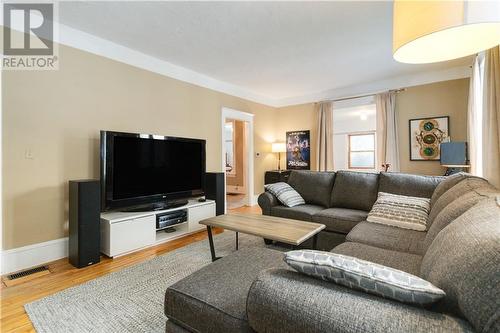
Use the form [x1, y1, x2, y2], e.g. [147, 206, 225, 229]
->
[100, 131, 206, 211]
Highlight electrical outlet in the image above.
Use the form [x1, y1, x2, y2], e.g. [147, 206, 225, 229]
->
[25, 148, 34, 159]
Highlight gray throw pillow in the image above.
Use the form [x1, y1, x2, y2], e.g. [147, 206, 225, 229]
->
[265, 182, 305, 207]
[367, 192, 430, 231]
[284, 250, 445, 306]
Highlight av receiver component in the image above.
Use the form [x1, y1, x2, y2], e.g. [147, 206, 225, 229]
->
[156, 209, 188, 230]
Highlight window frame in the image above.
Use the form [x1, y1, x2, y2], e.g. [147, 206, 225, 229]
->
[348, 132, 376, 170]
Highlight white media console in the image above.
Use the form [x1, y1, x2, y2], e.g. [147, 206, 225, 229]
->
[100, 199, 216, 257]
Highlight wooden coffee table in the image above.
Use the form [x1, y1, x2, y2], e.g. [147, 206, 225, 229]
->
[199, 213, 326, 261]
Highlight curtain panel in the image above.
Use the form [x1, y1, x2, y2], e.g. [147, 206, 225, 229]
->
[483, 46, 500, 188]
[316, 102, 334, 171]
[375, 92, 400, 172]
[467, 54, 485, 177]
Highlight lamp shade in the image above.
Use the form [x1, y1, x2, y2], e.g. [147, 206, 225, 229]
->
[271, 142, 286, 153]
[440, 142, 468, 167]
[393, 0, 500, 64]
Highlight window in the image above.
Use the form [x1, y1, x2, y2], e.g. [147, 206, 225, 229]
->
[348, 133, 375, 169]
[332, 101, 376, 171]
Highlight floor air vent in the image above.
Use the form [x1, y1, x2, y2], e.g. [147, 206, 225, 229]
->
[7, 265, 50, 280]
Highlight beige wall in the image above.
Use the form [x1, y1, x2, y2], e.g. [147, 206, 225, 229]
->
[276, 79, 470, 175]
[396, 79, 469, 175]
[275, 103, 318, 170]
[2, 44, 277, 249]
[2, 40, 469, 250]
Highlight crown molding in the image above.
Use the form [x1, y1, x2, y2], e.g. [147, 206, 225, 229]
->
[4, 14, 471, 108]
[56, 22, 471, 108]
[54, 22, 279, 107]
[55, 23, 473, 108]
[274, 65, 472, 107]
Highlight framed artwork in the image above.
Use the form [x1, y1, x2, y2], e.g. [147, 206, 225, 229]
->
[409, 116, 449, 161]
[286, 130, 310, 170]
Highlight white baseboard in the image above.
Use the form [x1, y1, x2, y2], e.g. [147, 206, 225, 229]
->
[1, 238, 68, 275]
[0, 195, 263, 275]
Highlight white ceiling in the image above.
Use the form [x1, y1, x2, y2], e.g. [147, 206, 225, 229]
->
[58, 1, 472, 106]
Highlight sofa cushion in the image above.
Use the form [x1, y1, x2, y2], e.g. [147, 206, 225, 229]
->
[423, 186, 497, 251]
[346, 221, 426, 255]
[312, 208, 368, 233]
[379, 172, 443, 198]
[287, 171, 336, 207]
[420, 197, 500, 333]
[271, 204, 325, 222]
[264, 182, 305, 207]
[247, 268, 474, 333]
[430, 172, 472, 207]
[427, 177, 491, 227]
[367, 192, 430, 231]
[164, 247, 287, 333]
[284, 250, 445, 305]
[332, 242, 422, 276]
[330, 170, 379, 211]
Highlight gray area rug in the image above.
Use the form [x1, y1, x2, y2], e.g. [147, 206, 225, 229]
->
[25, 231, 277, 333]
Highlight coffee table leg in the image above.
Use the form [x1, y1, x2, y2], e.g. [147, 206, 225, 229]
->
[312, 234, 318, 250]
[206, 226, 220, 262]
[236, 232, 239, 250]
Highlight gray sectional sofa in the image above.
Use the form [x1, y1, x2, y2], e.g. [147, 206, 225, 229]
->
[164, 171, 500, 333]
[259, 170, 443, 237]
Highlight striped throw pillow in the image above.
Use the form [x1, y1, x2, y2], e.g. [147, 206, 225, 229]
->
[265, 182, 305, 207]
[367, 192, 430, 231]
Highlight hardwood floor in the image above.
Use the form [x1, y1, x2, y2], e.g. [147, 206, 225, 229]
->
[0, 205, 261, 333]
[226, 193, 247, 210]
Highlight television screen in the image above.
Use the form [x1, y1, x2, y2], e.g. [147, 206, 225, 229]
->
[101, 131, 206, 210]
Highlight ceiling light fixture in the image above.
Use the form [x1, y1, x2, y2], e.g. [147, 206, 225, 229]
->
[393, 0, 500, 64]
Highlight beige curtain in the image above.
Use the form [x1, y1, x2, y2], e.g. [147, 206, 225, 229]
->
[483, 46, 500, 188]
[375, 92, 400, 172]
[316, 102, 334, 171]
[467, 54, 484, 176]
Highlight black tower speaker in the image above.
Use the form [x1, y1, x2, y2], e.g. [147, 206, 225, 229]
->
[205, 172, 225, 215]
[69, 179, 101, 268]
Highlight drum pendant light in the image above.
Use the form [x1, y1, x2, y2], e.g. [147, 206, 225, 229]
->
[393, 0, 500, 64]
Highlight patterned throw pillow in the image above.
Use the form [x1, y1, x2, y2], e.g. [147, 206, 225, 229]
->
[367, 192, 430, 231]
[265, 182, 305, 207]
[284, 250, 445, 305]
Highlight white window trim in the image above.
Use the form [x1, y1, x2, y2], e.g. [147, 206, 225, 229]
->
[347, 131, 376, 170]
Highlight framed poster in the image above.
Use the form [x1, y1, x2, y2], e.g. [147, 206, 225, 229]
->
[286, 130, 311, 170]
[409, 116, 449, 161]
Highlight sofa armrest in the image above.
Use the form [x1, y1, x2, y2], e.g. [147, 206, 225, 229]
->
[246, 269, 474, 333]
[257, 192, 280, 215]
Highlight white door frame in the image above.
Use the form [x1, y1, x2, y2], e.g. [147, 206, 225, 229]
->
[221, 107, 255, 212]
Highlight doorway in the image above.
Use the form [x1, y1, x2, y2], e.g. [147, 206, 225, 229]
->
[225, 119, 247, 209]
[221, 108, 254, 212]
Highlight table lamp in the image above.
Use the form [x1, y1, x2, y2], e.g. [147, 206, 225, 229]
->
[440, 142, 470, 176]
[271, 143, 286, 171]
